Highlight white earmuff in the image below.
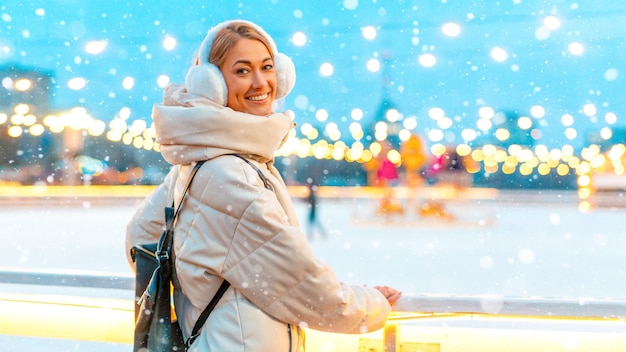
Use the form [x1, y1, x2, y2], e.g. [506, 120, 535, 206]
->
[185, 20, 296, 105]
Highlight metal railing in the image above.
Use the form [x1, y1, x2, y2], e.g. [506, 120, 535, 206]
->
[2, 267, 625, 351]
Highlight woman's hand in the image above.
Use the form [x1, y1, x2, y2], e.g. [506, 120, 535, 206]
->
[374, 285, 402, 306]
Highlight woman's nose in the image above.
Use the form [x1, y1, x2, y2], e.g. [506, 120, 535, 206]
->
[251, 70, 267, 88]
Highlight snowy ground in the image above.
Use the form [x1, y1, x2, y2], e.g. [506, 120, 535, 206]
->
[1, 190, 625, 351]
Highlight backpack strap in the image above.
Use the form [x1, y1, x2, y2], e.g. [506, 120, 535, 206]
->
[185, 154, 273, 347]
[230, 154, 274, 191]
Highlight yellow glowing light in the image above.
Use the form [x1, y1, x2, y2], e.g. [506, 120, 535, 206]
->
[456, 144, 471, 156]
[519, 163, 533, 176]
[14, 78, 32, 91]
[7, 125, 23, 137]
[109, 118, 127, 131]
[106, 129, 123, 142]
[562, 145, 574, 158]
[129, 119, 147, 137]
[387, 149, 401, 164]
[143, 138, 154, 151]
[484, 163, 499, 174]
[550, 148, 562, 161]
[538, 163, 551, 175]
[481, 144, 496, 157]
[495, 128, 510, 141]
[375, 130, 388, 142]
[398, 129, 411, 141]
[608, 144, 626, 160]
[568, 157, 581, 169]
[332, 146, 345, 161]
[578, 175, 591, 187]
[517, 116, 533, 130]
[502, 164, 516, 174]
[29, 124, 44, 136]
[484, 156, 498, 168]
[578, 200, 591, 212]
[0, 113, 7, 124]
[122, 133, 133, 145]
[14, 103, 30, 115]
[87, 120, 106, 136]
[430, 143, 447, 156]
[494, 150, 507, 163]
[504, 156, 518, 167]
[508, 144, 522, 156]
[437, 117, 453, 129]
[133, 136, 144, 149]
[10, 114, 24, 125]
[556, 164, 570, 176]
[589, 154, 606, 169]
[23, 114, 36, 126]
[369, 142, 382, 156]
[471, 149, 485, 162]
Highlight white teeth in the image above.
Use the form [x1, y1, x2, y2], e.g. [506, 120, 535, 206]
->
[248, 93, 268, 101]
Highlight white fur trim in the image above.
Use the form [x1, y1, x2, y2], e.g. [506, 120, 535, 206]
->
[274, 52, 296, 99]
[184, 64, 227, 105]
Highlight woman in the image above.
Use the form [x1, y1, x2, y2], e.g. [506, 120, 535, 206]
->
[126, 19, 401, 351]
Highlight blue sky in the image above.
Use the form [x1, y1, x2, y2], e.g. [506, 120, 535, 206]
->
[2, 0, 626, 150]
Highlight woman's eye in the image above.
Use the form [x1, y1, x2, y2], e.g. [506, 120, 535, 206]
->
[236, 68, 249, 75]
[263, 64, 274, 71]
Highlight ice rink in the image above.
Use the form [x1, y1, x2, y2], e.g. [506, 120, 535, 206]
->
[2, 190, 625, 298]
[1, 189, 625, 350]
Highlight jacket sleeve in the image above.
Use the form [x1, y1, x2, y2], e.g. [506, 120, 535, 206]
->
[217, 172, 392, 334]
[125, 167, 176, 269]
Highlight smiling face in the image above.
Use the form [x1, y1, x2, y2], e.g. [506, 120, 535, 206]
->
[219, 38, 277, 116]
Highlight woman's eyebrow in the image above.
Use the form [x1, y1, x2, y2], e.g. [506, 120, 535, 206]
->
[231, 57, 272, 67]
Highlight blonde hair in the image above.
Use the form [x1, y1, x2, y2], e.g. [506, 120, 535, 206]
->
[200, 21, 274, 67]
